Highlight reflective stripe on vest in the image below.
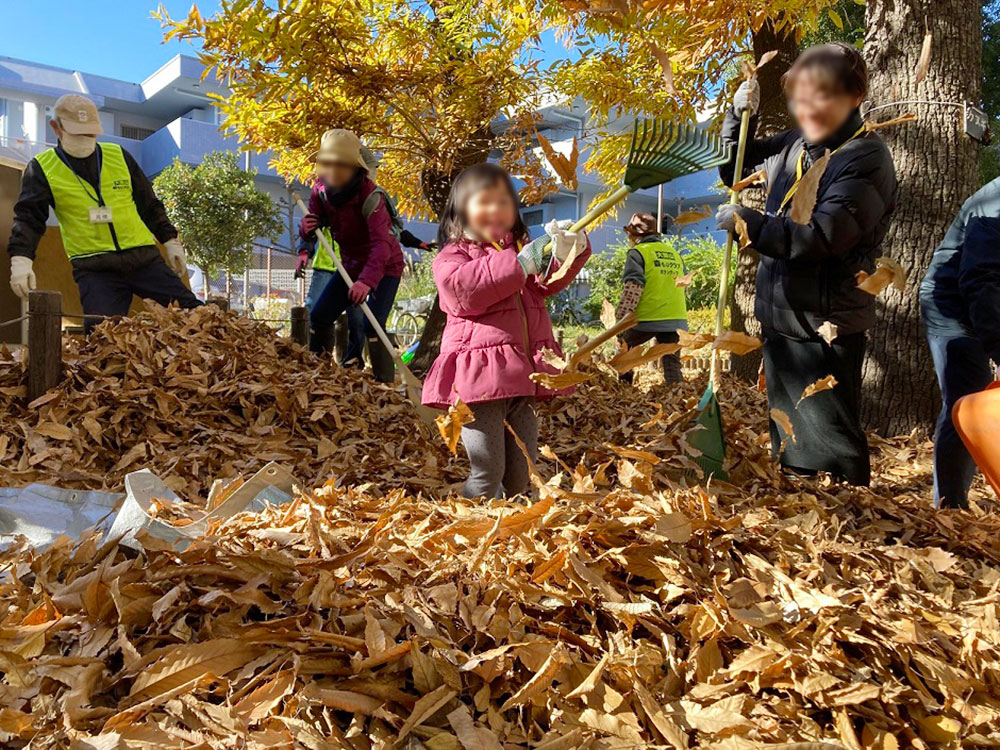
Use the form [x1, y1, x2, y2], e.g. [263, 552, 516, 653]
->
[633, 240, 688, 323]
[312, 228, 340, 272]
[35, 143, 157, 259]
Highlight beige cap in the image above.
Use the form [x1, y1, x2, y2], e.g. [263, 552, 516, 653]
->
[623, 212, 658, 238]
[54, 94, 103, 136]
[313, 128, 368, 170]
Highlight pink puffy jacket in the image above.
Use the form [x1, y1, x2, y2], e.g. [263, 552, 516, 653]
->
[422, 232, 591, 409]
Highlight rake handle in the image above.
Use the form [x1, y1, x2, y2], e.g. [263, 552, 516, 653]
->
[710, 109, 752, 387]
[292, 194, 418, 387]
[541, 185, 632, 253]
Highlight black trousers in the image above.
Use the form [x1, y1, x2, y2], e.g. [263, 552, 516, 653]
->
[619, 329, 682, 385]
[73, 257, 201, 332]
[762, 331, 870, 486]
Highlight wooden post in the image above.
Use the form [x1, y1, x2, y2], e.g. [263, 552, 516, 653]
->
[207, 298, 230, 311]
[291, 306, 309, 346]
[27, 290, 62, 401]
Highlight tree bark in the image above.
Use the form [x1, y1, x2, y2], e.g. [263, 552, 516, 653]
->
[861, 0, 982, 435]
[729, 20, 798, 383]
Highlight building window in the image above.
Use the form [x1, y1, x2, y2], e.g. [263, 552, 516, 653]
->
[120, 125, 156, 141]
[522, 208, 545, 227]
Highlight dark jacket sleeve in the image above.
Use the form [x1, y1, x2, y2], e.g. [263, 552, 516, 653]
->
[719, 107, 798, 187]
[7, 158, 53, 260]
[622, 248, 646, 286]
[959, 216, 1000, 362]
[399, 229, 425, 249]
[740, 139, 897, 263]
[123, 149, 177, 244]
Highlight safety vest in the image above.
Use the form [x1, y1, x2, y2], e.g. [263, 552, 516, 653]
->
[312, 228, 339, 272]
[633, 239, 688, 323]
[35, 143, 157, 259]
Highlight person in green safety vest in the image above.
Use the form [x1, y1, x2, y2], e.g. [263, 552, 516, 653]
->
[7, 94, 200, 331]
[614, 212, 688, 385]
[295, 228, 366, 364]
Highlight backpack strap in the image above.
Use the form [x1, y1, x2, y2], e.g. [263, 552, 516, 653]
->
[362, 187, 387, 221]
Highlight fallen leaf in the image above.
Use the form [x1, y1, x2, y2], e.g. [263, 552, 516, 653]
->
[771, 409, 796, 443]
[674, 206, 712, 226]
[817, 321, 839, 345]
[731, 168, 767, 192]
[733, 212, 753, 250]
[713, 331, 762, 355]
[536, 132, 579, 190]
[436, 399, 475, 454]
[529, 371, 592, 389]
[789, 150, 831, 225]
[798, 375, 838, 406]
[857, 257, 907, 296]
[600, 298, 617, 330]
[608, 342, 682, 375]
[678, 330, 715, 350]
[674, 270, 699, 287]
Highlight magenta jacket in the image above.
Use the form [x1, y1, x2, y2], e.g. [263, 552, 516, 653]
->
[422, 233, 592, 409]
[301, 177, 405, 288]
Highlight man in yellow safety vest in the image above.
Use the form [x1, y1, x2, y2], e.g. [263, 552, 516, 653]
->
[614, 212, 689, 385]
[7, 94, 199, 330]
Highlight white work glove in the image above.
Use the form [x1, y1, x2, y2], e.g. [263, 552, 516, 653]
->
[716, 203, 743, 233]
[9, 256, 36, 300]
[517, 235, 549, 277]
[733, 78, 761, 116]
[545, 219, 585, 263]
[164, 239, 187, 276]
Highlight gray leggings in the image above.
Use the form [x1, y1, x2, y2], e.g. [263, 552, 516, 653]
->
[461, 397, 538, 498]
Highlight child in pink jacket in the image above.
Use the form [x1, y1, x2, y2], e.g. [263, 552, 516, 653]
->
[422, 163, 591, 498]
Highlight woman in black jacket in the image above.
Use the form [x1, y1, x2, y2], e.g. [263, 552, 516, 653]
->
[717, 42, 898, 486]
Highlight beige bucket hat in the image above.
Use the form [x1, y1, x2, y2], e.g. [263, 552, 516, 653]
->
[54, 94, 103, 136]
[313, 128, 369, 170]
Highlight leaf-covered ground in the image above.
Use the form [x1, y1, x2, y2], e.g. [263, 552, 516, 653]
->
[1, 308, 998, 748]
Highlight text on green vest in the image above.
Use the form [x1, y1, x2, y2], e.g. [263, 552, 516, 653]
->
[634, 239, 688, 323]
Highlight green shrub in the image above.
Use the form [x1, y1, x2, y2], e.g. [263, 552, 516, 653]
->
[398, 250, 438, 301]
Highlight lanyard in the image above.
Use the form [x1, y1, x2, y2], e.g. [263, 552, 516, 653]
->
[57, 144, 105, 206]
[777, 124, 867, 215]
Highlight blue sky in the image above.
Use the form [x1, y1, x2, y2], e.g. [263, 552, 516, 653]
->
[0, 1, 567, 82]
[0, 1, 219, 80]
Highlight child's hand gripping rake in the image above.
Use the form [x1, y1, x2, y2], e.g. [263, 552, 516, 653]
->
[293, 194, 440, 426]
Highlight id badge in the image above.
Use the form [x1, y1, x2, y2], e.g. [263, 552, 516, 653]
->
[89, 205, 113, 224]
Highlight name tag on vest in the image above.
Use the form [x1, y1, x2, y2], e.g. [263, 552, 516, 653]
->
[89, 205, 113, 224]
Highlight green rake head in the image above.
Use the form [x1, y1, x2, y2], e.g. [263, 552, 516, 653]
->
[624, 120, 731, 192]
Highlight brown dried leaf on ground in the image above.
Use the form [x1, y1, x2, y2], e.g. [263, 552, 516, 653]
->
[529, 370, 591, 390]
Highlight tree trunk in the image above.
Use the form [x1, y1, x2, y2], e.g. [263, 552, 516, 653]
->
[861, 0, 982, 435]
[410, 127, 493, 375]
[729, 20, 798, 383]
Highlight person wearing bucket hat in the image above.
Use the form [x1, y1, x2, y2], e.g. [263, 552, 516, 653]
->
[7, 94, 199, 330]
[298, 128, 405, 382]
[614, 212, 688, 385]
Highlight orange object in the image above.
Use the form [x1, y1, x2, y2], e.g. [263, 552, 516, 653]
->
[953, 381, 1000, 498]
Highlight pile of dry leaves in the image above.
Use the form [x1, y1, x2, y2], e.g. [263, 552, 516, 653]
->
[2, 307, 1000, 748]
[0, 305, 458, 496]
